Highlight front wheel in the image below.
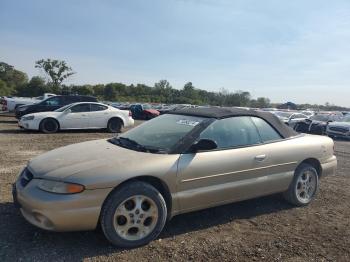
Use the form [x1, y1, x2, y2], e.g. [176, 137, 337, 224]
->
[283, 163, 319, 206]
[40, 118, 59, 133]
[101, 181, 167, 248]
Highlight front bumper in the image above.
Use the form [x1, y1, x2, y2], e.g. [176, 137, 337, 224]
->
[18, 119, 40, 130]
[13, 177, 112, 232]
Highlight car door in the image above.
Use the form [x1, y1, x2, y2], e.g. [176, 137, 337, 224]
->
[60, 103, 91, 129]
[176, 116, 295, 212]
[88, 104, 109, 128]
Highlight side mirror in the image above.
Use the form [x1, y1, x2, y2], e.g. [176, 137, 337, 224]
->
[189, 139, 218, 152]
[64, 109, 71, 114]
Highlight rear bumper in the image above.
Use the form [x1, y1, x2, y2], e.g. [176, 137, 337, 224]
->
[124, 117, 135, 127]
[321, 156, 337, 177]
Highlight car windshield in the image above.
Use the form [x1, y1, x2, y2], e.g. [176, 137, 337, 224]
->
[55, 104, 72, 112]
[311, 115, 330, 121]
[110, 114, 206, 153]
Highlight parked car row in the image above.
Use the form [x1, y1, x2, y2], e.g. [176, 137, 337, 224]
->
[10, 95, 202, 134]
[261, 108, 349, 140]
[6, 93, 349, 139]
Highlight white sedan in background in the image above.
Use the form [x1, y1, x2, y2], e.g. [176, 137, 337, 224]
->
[288, 113, 309, 128]
[18, 102, 134, 133]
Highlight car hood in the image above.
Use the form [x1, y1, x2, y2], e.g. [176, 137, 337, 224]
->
[27, 139, 179, 188]
[328, 121, 350, 128]
[17, 104, 31, 111]
[23, 111, 62, 119]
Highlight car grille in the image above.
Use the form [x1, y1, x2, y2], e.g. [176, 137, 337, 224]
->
[20, 168, 33, 187]
[329, 126, 349, 134]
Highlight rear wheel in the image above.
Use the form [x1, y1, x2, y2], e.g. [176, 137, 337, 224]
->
[107, 118, 122, 133]
[40, 118, 59, 133]
[101, 181, 167, 248]
[283, 163, 319, 206]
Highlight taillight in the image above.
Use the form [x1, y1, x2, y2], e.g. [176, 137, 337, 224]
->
[128, 110, 132, 117]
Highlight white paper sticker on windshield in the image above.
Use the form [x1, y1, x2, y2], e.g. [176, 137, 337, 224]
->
[176, 119, 200, 126]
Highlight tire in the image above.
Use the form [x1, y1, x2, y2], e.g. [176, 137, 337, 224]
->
[283, 163, 319, 206]
[101, 181, 167, 248]
[107, 118, 122, 133]
[39, 118, 59, 133]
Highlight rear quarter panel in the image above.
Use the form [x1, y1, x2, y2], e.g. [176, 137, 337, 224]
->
[262, 134, 335, 173]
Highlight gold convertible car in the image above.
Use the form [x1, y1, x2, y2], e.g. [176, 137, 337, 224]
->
[13, 107, 337, 248]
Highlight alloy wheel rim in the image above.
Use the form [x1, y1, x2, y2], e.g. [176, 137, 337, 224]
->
[295, 171, 317, 203]
[113, 195, 159, 241]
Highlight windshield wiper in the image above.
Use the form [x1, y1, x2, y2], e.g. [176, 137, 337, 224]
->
[109, 137, 167, 154]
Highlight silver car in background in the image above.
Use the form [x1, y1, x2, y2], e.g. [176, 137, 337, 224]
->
[326, 115, 350, 139]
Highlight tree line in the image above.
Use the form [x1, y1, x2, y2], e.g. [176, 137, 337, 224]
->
[0, 60, 348, 111]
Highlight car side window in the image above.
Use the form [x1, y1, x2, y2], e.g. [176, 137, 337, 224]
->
[251, 117, 282, 142]
[199, 116, 261, 149]
[91, 104, 108, 111]
[70, 104, 91, 113]
[43, 97, 61, 106]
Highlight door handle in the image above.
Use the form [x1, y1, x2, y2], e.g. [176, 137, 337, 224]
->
[254, 154, 266, 162]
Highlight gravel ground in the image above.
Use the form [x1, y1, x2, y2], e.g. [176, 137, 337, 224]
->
[0, 115, 349, 262]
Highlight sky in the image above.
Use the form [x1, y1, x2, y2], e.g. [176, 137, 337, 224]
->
[1, 0, 350, 106]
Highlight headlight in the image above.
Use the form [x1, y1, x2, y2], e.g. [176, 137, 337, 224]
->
[37, 180, 85, 194]
[22, 115, 34, 121]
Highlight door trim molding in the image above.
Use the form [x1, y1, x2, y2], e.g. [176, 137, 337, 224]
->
[180, 161, 298, 183]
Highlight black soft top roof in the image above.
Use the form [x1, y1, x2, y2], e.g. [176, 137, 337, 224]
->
[168, 107, 298, 138]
